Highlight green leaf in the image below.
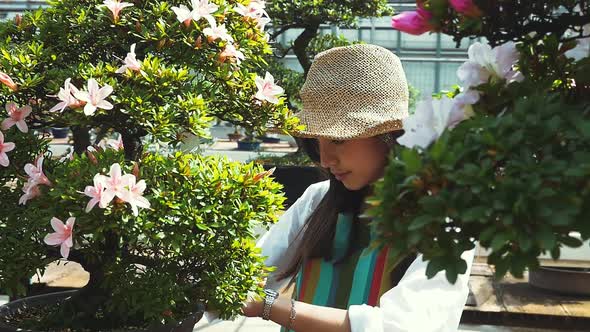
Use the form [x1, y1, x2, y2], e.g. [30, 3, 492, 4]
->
[425, 258, 445, 279]
[537, 226, 556, 249]
[560, 235, 583, 248]
[408, 215, 434, 230]
[491, 232, 511, 251]
[401, 148, 422, 176]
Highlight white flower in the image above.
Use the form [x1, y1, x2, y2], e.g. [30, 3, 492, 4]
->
[116, 44, 143, 74]
[119, 174, 150, 216]
[203, 22, 234, 43]
[254, 72, 284, 104]
[457, 41, 524, 88]
[398, 96, 467, 149]
[191, 0, 218, 27]
[73, 79, 114, 116]
[449, 89, 479, 127]
[220, 43, 245, 65]
[172, 4, 193, 25]
[49, 78, 82, 113]
[84, 174, 107, 212]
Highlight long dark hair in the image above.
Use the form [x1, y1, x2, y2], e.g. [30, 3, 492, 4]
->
[277, 132, 405, 282]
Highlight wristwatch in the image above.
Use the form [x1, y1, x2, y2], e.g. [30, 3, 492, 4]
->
[261, 288, 279, 320]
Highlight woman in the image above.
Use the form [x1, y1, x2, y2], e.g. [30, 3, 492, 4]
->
[243, 44, 474, 332]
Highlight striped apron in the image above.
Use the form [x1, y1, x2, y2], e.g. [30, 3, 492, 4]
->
[281, 213, 402, 332]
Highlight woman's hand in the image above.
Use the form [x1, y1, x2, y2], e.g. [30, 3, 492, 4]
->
[242, 297, 264, 317]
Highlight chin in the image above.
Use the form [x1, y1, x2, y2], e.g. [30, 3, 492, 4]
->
[341, 180, 364, 191]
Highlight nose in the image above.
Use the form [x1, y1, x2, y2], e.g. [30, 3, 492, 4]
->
[318, 139, 338, 169]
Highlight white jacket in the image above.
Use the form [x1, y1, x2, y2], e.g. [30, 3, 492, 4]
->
[258, 180, 474, 332]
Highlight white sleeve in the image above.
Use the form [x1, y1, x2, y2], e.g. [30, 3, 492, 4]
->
[257, 180, 330, 291]
[348, 249, 475, 332]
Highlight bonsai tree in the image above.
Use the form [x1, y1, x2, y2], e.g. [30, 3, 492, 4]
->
[265, 0, 392, 76]
[369, 0, 590, 283]
[0, 0, 300, 329]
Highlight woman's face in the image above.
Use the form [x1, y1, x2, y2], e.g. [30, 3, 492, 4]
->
[318, 137, 389, 190]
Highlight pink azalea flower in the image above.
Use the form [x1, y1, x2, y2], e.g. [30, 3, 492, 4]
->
[0, 72, 18, 91]
[43, 217, 75, 259]
[107, 135, 124, 150]
[203, 22, 234, 43]
[74, 79, 114, 116]
[172, 4, 193, 26]
[24, 156, 52, 186]
[254, 72, 284, 104]
[98, 163, 126, 207]
[220, 43, 245, 65]
[234, 2, 266, 18]
[102, 0, 134, 22]
[116, 44, 143, 74]
[0, 131, 15, 167]
[449, 0, 482, 17]
[119, 174, 150, 216]
[2, 102, 32, 133]
[19, 180, 41, 205]
[391, 7, 433, 36]
[49, 78, 83, 112]
[256, 16, 271, 31]
[191, 0, 218, 27]
[84, 174, 107, 212]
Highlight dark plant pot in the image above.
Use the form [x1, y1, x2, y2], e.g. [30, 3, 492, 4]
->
[529, 266, 590, 296]
[237, 140, 261, 151]
[0, 290, 204, 332]
[257, 136, 281, 144]
[263, 165, 327, 208]
[51, 127, 69, 139]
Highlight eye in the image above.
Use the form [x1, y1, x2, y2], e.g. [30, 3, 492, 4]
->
[331, 139, 345, 145]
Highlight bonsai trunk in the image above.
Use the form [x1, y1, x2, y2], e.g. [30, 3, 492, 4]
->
[293, 22, 321, 78]
[120, 129, 145, 161]
[71, 126, 91, 155]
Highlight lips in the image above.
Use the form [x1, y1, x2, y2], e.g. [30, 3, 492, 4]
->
[332, 171, 350, 181]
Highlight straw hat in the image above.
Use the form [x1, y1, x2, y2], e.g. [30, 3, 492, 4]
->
[294, 44, 409, 140]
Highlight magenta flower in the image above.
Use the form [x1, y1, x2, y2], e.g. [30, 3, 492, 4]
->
[449, 0, 482, 17]
[2, 102, 32, 133]
[391, 7, 433, 36]
[43, 217, 75, 259]
[0, 72, 17, 91]
[0, 131, 15, 167]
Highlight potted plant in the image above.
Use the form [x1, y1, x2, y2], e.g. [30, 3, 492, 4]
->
[0, 0, 301, 330]
[227, 126, 243, 142]
[368, 1, 590, 285]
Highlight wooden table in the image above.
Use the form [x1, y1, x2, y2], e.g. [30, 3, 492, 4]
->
[462, 261, 590, 330]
